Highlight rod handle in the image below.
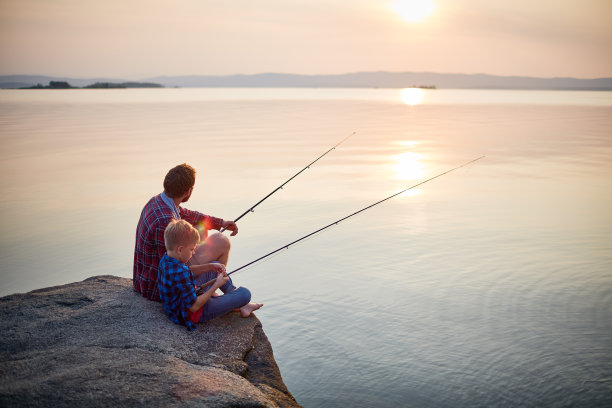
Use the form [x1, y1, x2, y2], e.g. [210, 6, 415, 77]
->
[195, 278, 218, 295]
[195, 271, 231, 295]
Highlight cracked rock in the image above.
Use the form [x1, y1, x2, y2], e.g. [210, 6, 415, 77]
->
[0, 275, 300, 407]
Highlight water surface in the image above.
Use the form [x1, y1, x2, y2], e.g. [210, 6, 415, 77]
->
[1, 88, 611, 407]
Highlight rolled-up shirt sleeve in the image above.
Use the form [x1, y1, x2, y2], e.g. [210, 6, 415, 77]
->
[180, 207, 224, 231]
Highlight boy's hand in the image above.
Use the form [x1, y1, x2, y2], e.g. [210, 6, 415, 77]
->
[214, 272, 229, 289]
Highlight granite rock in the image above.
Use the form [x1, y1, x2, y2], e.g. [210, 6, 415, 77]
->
[0, 275, 300, 407]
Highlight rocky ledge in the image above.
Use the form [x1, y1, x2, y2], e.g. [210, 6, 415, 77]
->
[0, 276, 300, 407]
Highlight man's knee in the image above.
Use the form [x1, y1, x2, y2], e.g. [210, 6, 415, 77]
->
[192, 232, 231, 265]
[208, 232, 231, 252]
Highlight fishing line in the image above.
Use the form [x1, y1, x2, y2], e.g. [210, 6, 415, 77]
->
[220, 131, 356, 232]
[197, 156, 485, 293]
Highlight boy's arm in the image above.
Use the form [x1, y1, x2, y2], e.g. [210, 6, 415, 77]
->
[187, 272, 229, 313]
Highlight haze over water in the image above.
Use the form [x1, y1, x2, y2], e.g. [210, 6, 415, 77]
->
[1, 88, 611, 407]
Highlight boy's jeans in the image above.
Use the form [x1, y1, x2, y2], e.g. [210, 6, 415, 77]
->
[194, 269, 251, 322]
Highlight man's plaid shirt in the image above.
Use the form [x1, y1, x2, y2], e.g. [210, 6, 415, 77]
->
[133, 194, 223, 301]
[158, 253, 198, 331]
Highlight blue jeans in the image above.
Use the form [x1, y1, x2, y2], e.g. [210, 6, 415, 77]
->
[194, 270, 251, 323]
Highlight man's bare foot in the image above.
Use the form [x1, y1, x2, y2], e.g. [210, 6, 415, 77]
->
[240, 302, 263, 318]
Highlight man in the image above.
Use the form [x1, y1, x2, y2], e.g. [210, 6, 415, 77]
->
[133, 163, 238, 302]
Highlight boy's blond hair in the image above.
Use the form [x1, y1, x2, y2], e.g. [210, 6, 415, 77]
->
[164, 219, 200, 251]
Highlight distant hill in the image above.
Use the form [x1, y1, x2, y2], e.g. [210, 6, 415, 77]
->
[148, 72, 612, 90]
[2, 72, 612, 90]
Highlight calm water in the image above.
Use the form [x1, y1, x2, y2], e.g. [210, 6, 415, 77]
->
[1, 88, 611, 407]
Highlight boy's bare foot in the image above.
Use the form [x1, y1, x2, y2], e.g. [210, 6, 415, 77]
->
[240, 302, 263, 318]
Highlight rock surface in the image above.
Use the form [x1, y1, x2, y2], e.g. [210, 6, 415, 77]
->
[0, 276, 300, 407]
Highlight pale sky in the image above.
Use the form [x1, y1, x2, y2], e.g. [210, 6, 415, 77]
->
[1, 0, 611, 79]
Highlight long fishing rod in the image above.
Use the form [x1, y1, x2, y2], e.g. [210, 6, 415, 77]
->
[220, 132, 355, 233]
[197, 156, 484, 293]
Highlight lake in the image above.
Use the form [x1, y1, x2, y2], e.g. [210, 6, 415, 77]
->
[1, 88, 611, 407]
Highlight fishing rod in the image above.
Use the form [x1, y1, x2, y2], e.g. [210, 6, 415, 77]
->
[219, 131, 355, 233]
[197, 156, 484, 293]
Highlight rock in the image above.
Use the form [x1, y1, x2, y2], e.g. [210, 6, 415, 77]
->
[0, 276, 300, 407]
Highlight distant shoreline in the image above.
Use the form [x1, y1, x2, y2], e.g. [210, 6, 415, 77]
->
[17, 81, 163, 90]
[2, 72, 612, 91]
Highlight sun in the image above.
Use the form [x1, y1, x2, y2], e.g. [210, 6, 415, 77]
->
[392, 0, 435, 23]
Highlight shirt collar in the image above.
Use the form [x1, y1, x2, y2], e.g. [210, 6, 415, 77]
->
[162, 253, 184, 267]
[160, 192, 181, 219]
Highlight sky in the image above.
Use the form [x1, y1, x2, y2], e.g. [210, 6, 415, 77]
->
[0, 0, 611, 79]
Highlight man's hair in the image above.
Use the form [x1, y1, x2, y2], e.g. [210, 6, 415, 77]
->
[164, 219, 200, 251]
[163, 163, 196, 198]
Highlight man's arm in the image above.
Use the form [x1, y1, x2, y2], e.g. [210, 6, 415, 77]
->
[180, 208, 224, 231]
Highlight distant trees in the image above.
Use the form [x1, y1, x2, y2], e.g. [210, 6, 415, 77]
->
[84, 82, 163, 89]
[20, 81, 163, 89]
[22, 81, 73, 89]
[49, 81, 73, 89]
[84, 82, 126, 89]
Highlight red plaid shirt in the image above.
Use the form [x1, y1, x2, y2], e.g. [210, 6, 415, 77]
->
[133, 194, 223, 301]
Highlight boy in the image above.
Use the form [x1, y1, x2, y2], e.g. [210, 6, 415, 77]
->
[158, 219, 262, 330]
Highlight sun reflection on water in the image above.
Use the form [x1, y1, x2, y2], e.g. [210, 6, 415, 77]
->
[401, 88, 425, 106]
[393, 144, 426, 196]
[398, 140, 420, 148]
[395, 151, 425, 181]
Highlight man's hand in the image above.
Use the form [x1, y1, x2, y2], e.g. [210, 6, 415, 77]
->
[221, 220, 239, 236]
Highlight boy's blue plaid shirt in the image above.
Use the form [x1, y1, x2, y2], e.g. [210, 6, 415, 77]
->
[158, 253, 198, 331]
